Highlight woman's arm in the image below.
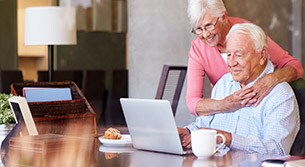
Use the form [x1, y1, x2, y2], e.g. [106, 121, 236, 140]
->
[267, 37, 304, 78]
[186, 39, 256, 116]
[195, 86, 255, 116]
[249, 37, 304, 106]
[252, 66, 299, 106]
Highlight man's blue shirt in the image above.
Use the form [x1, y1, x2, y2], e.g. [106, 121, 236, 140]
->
[186, 61, 300, 155]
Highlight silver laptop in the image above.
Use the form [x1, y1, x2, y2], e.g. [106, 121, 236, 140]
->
[120, 98, 192, 155]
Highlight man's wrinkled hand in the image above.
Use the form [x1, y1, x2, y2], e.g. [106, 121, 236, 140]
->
[178, 128, 191, 149]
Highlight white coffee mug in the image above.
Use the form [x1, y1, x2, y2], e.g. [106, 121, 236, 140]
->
[191, 129, 226, 159]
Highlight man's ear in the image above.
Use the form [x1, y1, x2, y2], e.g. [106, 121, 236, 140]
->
[259, 48, 268, 65]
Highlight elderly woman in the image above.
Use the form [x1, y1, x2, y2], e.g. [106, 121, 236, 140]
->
[186, 0, 304, 116]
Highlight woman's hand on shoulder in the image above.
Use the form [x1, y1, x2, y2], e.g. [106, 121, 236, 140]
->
[251, 73, 278, 106]
[221, 86, 256, 112]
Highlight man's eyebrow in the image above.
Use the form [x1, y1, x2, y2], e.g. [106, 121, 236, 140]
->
[225, 50, 243, 54]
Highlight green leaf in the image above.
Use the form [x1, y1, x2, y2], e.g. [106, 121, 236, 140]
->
[0, 93, 15, 124]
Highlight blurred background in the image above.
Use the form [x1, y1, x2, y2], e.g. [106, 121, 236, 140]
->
[0, 0, 304, 126]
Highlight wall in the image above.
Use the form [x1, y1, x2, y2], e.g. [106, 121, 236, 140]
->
[0, 0, 303, 125]
[225, 0, 304, 72]
[57, 31, 126, 89]
[17, 0, 54, 81]
[127, 0, 196, 126]
[303, 1, 305, 70]
[0, 0, 17, 70]
[127, 0, 304, 126]
[225, 0, 292, 55]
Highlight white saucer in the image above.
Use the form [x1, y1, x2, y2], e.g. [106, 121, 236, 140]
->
[99, 145, 135, 153]
[99, 134, 132, 147]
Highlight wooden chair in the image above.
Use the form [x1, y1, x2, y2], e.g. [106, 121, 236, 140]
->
[155, 65, 187, 116]
[290, 78, 305, 156]
[0, 70, 23, 94]
[100, 69, 128, 126]
[83, 70, 106, 123]
[37, 70, 84, 89]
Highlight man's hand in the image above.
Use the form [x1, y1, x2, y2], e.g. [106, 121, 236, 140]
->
[178, 128, 191, 149]
[215, 129, 232, 146]
[178, 128, 232, 149]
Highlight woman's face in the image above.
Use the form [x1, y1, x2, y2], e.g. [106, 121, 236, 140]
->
[194, 11, 225, 47]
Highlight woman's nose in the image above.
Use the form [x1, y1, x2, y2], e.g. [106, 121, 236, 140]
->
[200, 30, 211, 39]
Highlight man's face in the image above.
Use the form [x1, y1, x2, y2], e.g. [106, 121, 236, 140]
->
[195, 11, 223, 47]
[226, 33, 265, 86]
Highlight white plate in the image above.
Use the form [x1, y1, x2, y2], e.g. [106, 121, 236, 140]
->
[99, 145, 135, 153]
[99, 134, 132, 147]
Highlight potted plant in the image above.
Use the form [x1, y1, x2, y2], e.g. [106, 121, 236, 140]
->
[0, 93, 15, 144]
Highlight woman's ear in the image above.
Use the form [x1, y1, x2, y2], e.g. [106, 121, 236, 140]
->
[222, 14, 228, 24]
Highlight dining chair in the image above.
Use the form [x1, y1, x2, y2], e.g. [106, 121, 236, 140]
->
[289, 78, 305, 156]
[82, 70, 106, 123]
[0, 70, 23, 94]
[37, 70, 84, 89]
[155, 65, 187, 116]
[100, 69, 128, 126]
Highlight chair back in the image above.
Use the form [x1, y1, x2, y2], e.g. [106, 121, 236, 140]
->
[83, 70, 106, 123]
[101, 69, 128, 126]
[155, 65, 187, 116]
[0, 70, 23, 94]
[37, 70, 83, 89]
[290, 78, 305, 156]
[83, 70, 106, 100]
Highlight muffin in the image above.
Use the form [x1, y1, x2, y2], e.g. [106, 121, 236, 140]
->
[104, 128, 122, 140]
[105, 153, 119, 159]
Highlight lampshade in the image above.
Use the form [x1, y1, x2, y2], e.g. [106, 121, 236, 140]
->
[25, 6, 77, 45]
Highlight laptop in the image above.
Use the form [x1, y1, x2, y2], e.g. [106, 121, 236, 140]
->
[120, 98, 192, 155]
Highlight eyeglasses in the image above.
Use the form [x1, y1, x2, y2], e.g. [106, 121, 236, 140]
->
[191, 17, 220, 35]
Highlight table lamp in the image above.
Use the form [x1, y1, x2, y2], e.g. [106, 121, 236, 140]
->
[24, 6, 77, 81]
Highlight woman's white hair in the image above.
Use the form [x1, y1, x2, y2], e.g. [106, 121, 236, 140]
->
[188, 0, 226, 27]
[226, 23, 268, 52]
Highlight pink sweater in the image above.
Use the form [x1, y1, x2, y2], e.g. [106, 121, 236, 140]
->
[186, 17, 304, 116]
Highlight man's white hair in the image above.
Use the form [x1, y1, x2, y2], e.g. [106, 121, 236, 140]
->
[187, 0, 226, 27]
[226, 23, 268, 52]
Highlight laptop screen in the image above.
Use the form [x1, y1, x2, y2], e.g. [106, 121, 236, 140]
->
[10, 102, 23, 123]
[120, 98, 191, 155]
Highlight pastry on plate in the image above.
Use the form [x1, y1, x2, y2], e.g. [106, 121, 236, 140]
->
[104, 128, 122, 140]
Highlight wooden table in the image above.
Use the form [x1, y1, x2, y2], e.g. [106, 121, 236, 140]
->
[2, 127, 277, 166]
[97, 126, 275, 167]
[97, 145, 275, 167]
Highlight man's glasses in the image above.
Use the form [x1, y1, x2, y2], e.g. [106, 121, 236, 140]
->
[191, 17, 220, 35]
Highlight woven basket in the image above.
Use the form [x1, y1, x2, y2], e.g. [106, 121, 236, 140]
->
[9, 81, 97, 137]
[10, 81, 88, 117]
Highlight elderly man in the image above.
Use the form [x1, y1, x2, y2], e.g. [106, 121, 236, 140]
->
[179, 23, 300, 155]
